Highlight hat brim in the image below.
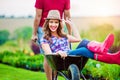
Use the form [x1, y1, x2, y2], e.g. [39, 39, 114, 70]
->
[44, 18, 63, 21]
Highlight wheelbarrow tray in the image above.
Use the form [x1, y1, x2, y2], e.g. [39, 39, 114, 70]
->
[45, 54, 88, 71]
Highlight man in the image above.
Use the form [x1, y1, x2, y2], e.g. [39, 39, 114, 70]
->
[32, 0, 71, 41]
[31, 0, 71, 80]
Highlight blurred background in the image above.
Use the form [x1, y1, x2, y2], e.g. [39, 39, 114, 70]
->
[1, 0, 120, 32]
[0, 0, 120, 80]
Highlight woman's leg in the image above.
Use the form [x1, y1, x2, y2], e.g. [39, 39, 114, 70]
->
[69, 47, 94, 59]
[76, 39, 90, 48]
[76, 33, 114, 55]
[87, 33, 114, 54]
[94, 51, 120, 65]
[44, 58, 52, 80]
[69, 46, 120, 65]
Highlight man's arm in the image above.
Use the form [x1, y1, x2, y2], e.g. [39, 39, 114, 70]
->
[32, 8, 42, 41]
[64, 10, 72, 35]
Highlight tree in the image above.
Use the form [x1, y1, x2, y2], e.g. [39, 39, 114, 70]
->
[14, 26, 32, 41]
[0, 30, 10, 45]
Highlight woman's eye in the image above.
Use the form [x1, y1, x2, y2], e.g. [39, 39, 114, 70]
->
[49, 21, 53, 23]
[55, 22, 59, 24]
[49, 20, 59, 24]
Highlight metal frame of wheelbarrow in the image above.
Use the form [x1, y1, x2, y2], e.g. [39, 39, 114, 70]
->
[45, 54, 88, 80]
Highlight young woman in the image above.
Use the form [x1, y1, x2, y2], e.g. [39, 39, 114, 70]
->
[40, 10, 120, 80]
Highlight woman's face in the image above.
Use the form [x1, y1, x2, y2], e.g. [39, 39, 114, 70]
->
[49, 19, 59, 32]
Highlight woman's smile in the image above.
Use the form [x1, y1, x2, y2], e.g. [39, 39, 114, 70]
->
[50, 25, 58, 31]
[49, 19, 59, 32]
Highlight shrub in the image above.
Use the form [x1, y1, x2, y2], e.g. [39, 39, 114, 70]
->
[0, 30, 10, 45]
[83, 59, 120, 79]
[0, 50, 44, 71]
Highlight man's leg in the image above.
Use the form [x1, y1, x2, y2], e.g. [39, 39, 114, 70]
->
[37, 27, 44, 53]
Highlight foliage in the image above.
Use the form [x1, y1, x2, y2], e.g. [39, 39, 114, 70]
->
[82, 59, 120, 80]
[80, 23, 120, 52]
[0, 23, 120, 79]
[14, 26, 32, 41]
[80, 23, 114, 41]
[0, 30, 10, 45]
[0, 50, 44, 71]
[110, 30, 120, 52]
[3, 40, 18, 47]
[80, 24, 120, 79]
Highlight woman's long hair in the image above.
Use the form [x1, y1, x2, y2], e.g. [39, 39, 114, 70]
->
[42, 19, 67, 42]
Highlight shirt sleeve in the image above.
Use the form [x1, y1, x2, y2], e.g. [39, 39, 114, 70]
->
[65, 0, 70, 10]
[34, 0, 43, 9]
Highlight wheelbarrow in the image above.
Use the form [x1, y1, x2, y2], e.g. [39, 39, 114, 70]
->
[45, 54, 88, 80]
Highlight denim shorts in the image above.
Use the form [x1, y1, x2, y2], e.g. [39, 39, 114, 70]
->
[37, 27, 44, 53]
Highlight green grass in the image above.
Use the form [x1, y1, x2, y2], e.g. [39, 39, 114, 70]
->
[0, 63, 47, 80]
[0, 63, 65, 80]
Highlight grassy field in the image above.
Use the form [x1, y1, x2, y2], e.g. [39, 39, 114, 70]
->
[0, 63, 47, 80]
[0, 63, 65, 80]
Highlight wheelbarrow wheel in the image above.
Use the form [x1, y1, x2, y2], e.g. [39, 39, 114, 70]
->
[68, 64, 80, 80]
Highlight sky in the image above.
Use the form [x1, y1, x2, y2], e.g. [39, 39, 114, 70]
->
[0, 0, 120, 17]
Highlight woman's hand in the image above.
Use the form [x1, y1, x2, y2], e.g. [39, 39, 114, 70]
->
[64, 17, 73, 26]
[64, 18, 81, 42]
[56, 51, 67, 59]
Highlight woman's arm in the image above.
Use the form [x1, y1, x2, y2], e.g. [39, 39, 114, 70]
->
[41, 43, 67, 58]
[65, 19, 82, 43]
[41, 43, 52, 54]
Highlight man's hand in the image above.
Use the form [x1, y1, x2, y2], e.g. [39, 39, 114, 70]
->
[31, 35, 38, 42]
